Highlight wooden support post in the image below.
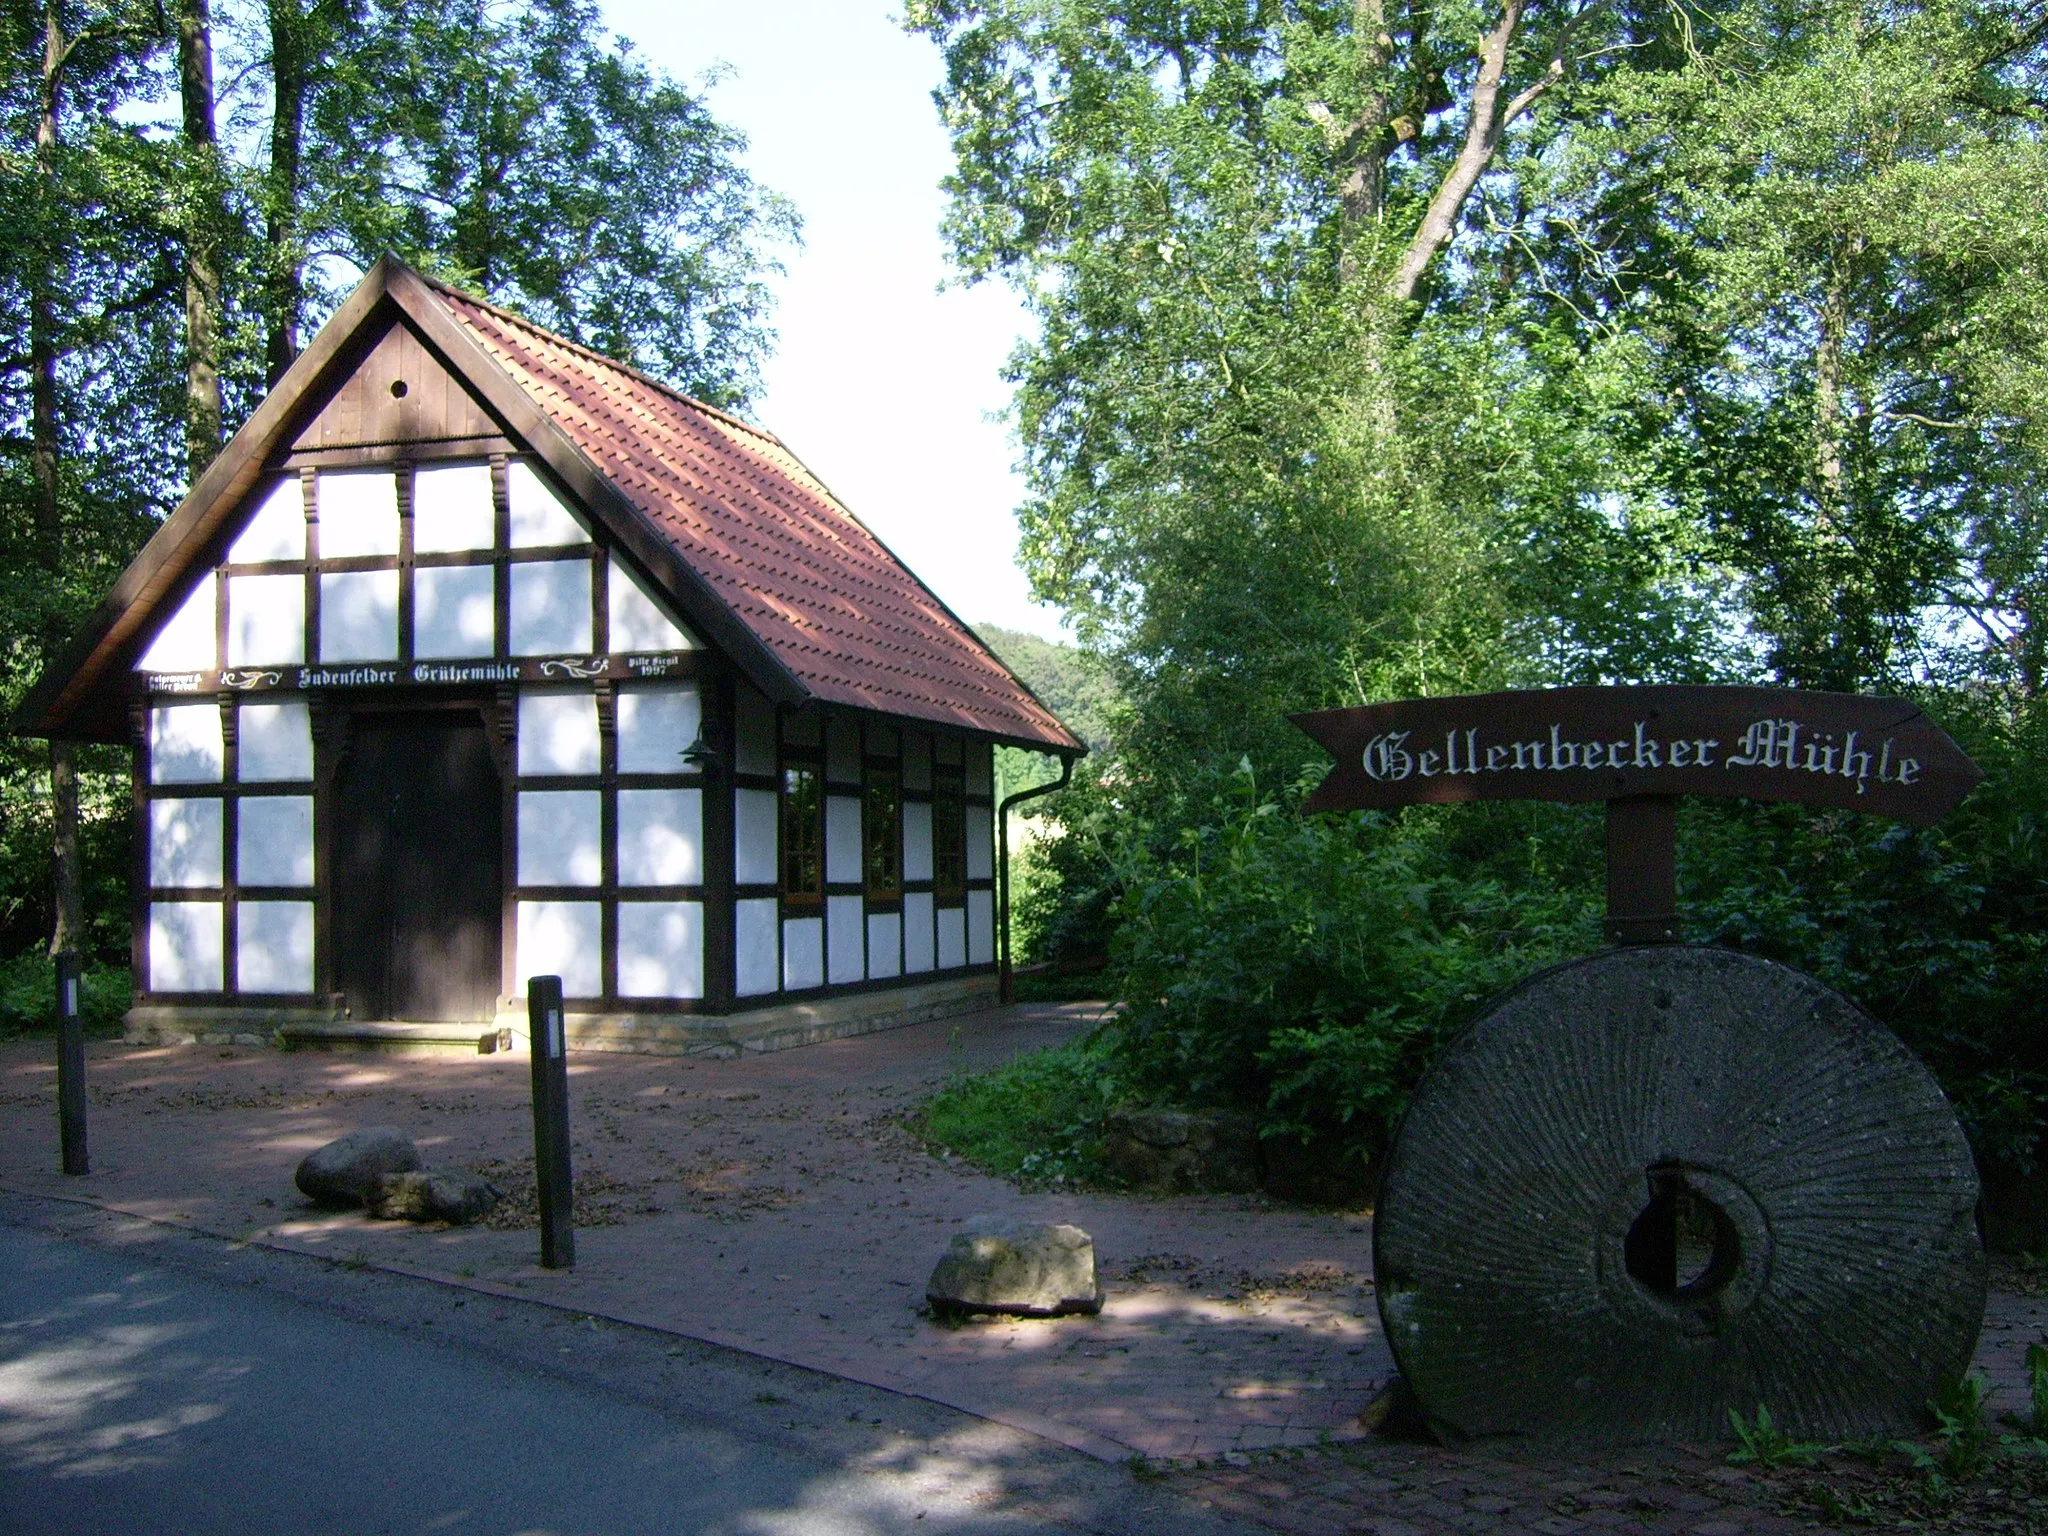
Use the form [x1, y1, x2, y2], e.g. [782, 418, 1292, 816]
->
[527, 975, 574, 1268]
[1605, 795, 1679, 946]
[55, 951, 87, 1175]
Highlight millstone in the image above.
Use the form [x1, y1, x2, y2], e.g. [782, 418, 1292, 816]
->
[1374, 945, 1984, 1444]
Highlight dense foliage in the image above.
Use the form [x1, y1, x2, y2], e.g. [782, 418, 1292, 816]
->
[914, 1, 2048, 1174]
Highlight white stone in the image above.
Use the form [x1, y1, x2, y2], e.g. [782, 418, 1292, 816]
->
[230, 480, 306, 563]
[150, 703, 224, 784]
[150, 901, 223, 992]
[735, 898, 779, 996]
[516, 901, 601, 996]
[615, 901, 703, 999]
[615, 685, 700, 774]
[320, 570, 399, 661]
[138, 580, 216, 672]
[227, 574, 305, 665]
[149, 797, 223, 888]
[316, 471, 399, 557]
[734, 788, 778, 885]
[517, 692, 600, 775]
[237, 901, 314, 993]
[782, 916, 823, 990]
[866, 912, 902, 979]
[607, 556, 691, 651]
[413, 565, 496, 657]
[237, 701, 312, 781]
[903, 891, 935, 973]
[926, 1221, 1102, 1317]
[617, 789, 701, 885]
[413, 464, 495, 552]
[507, 461, 586, 547]
[827, 895, 864, 984]
[517, 791, 602, 885]
[508, 560, 592, 654]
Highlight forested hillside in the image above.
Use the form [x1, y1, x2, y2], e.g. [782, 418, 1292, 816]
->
[974, 623, 1119, 752]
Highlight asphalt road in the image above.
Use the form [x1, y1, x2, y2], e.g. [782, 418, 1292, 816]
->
[0, 1196, 1256, 1536]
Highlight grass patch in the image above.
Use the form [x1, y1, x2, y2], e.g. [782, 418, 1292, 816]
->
[913, 1034, 1123, 1188]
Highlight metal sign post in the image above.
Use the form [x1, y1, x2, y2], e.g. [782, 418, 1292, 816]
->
[55, 952, 87, 1176]
[526, 976, 574, 1268]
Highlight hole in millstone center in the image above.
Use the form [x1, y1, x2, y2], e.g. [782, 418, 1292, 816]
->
[1624, 1164, 1741, 1299]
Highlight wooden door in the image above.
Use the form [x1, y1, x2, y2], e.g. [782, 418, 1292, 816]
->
[332, 710, 502, 1021]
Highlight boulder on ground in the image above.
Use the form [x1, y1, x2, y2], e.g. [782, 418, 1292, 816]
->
[927, 1219, 1102, 1317]
[1103, 1107, 1260, 1194]
[294, 1127, 422, 1208]
[367, 1168, 500, 1225]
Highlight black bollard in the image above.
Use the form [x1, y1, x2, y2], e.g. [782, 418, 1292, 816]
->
[527, 976, 574, 1268]
[55, 951, 87, 1175]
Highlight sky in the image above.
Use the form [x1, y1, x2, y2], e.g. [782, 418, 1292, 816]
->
[597, 1, 1068, 643]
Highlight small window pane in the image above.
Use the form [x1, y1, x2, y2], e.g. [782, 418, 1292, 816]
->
[138, 579, 217, 673]
[237, 796, 314, 886]
[316, 471, 399, 557]
[507, 461, 586, 547]
[865, 770, 901, 895]
[413, 464, 495, 552]
[237, 901, 314, 992]
[319, 570, 399, 661]
[238, 702, 312, 781]
[508, 560, 592, 655]
[149, 797, 223, 888]
[517, 692, 600, 776]
[150, 901, 223, 992]
[782, 765, 822, 900]
[227, 574, 305, 666]
[151, 703, 224, 785]
[414, 565, 496, 658]
[230, 480, 306, 564]
[517, 790, 602, 885]
[516, 901, 601, 996]
[933, 778, 966, 893]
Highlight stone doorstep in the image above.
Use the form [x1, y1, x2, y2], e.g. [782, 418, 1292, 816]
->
[125, 975, 997, 1059]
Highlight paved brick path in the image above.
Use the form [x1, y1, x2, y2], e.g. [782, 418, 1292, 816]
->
[3, 1002, 2041, 1536]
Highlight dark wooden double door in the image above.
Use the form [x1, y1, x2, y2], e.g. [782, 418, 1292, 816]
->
[332, 709, 502, 1022]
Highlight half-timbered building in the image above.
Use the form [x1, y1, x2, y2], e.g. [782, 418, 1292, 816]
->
[17, 259, 1082, 1053]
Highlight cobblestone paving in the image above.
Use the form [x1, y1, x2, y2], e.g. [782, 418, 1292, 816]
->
[3, 1004, 2042, 1536]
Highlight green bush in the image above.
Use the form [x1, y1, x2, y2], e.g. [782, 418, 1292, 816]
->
[914, 1033, 1123, 1186]
[0, 951, 132, 1037]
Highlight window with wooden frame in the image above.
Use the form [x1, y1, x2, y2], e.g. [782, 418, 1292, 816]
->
[932, 769, 965, 895]
[782, 762, 824, 901]
[865, 767, 901, 897]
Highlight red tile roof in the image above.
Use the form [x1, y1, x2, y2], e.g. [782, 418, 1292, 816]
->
[433, 284, 1082, 753]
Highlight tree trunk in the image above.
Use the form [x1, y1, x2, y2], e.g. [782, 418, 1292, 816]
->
[1336, 0, 1395, 278]
[175, 0, 223, 478]
[37, 5, 85, 957]
[265, 0, 307, 384]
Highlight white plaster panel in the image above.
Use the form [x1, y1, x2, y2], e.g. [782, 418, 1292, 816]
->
[966, 805, 994, 881]
[517, 790, 602, 885]
[237, 901, 314, 993]
[608, 557, 692, 651]
[517, 692, 600, 775]
[934, 735, 963, 766]
[508, 560, 592, 655]
[413, 565, 496, 658]
[782, 712, 821, 748]
[319, 570, 399, 661]
[413, 464, 496, 552]
[139, 579, 216, 672]
[825, 719, 861, 784]
[616, 901, 703, 999]
[237, 796, 314, 886]
[149, 797, 223, 888]
[616, 685, 700, 773]
[783, 917, 824, 991]
[617, 789, 701, 885]
[903, 731, 932, 792]
[316, 471, 399, 557]
[937, 906, 967, 970]
[902, 800, 933, 883]
[237, 702, 312, 781]
[150, 901, 222, 992]
[150, 703, 224, 785]
[735, 788, 779, 885]
[230, 480, 306, 563]
[966, 743, 993, 797]
[866, 912, 901, 980]
[903, 892, 935, 973]
[734, 687, 777, 775]
[867, 722, 899, 758]
[227, 574, 305, 665]
[516, 900, 601, 996]
[735, 898, 779, 996]
[507, 461, 587, 546]
[827, 896, 864, 985]
[825, 796, 862, 884]
[968, 889, 996, 965]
